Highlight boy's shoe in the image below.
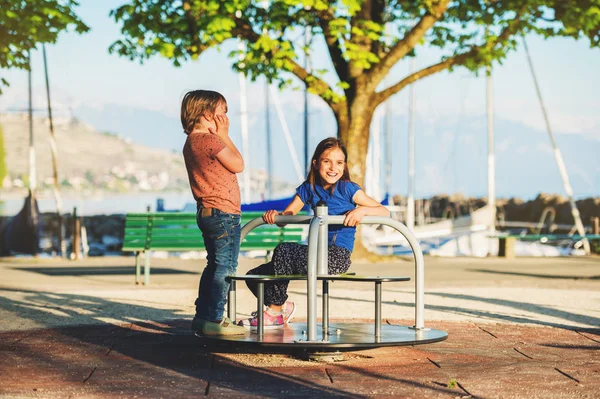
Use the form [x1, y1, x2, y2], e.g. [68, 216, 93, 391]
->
[282, 301, 296, 324]
[193, 317, 247, 336]
[238, 308, 284, 330]
[191, 316, 204, 333]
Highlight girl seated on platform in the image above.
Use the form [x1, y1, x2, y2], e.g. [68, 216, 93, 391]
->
[239, 137, 389, 330]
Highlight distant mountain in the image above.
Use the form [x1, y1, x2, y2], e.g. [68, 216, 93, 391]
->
[0, 114, 295, 199]
[70, 102, 600, 200]
[0, 113, 188, 193]
[75, 104, 185, 152]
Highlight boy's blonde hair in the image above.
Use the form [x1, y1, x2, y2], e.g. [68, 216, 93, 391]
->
[180, 90, 226, 134]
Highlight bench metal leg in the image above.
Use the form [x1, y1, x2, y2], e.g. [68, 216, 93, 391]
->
[375, 281, 382, 338]
[257, 282, 264, 340]
[144, 251, 151, 285]
[322, 280, 329, 336]
[227, 280, 237, 322]
[135, 252, 141, 285]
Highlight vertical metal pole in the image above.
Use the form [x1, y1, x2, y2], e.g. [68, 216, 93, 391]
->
[522, 38, 590, 254]
[269, 86, 304, 182]
[228, 280, 237, 322]
[316, 203, 328, 275]
[28, 52, 36, 193]
[303, 27, 311, 172]
[375, 281, 382, 338]
[238, 40, 251, 204]
[487, 66, 496, 249]
[407, 58, 415, 230]
[322, 280, 329, 336]
[257, 282, 264, 340]
[372, 108, 382, 200]
[135, 253, 141, 284]
[415, 238, 425, 329]
[72, 207, 80, 260]
[385, 92, 392, 200]
[42, 45, 65, 258]
[306, 217, 321, 341]
[265, 82, 272, 199]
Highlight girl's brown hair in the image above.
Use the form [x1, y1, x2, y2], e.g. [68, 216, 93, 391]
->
[180, 90, 226, 134]
[306, 137, 351, 191]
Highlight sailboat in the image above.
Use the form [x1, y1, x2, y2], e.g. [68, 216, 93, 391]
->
[365, 44, 588, 257]
[0, 53, 41, 256]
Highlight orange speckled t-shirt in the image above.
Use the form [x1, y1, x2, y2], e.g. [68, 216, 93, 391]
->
[182, 133, 241, 215]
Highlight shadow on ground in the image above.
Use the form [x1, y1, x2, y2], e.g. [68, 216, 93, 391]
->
[0, 289, 463, 398]
[13, 266, 198, 276]
[287, 285, 600, 331]
[470, 268, 600, 280]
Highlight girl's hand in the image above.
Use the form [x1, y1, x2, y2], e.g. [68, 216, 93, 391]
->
[343, 207, 366, 227]
[208, 114, 230, 138]
[263, 209, 280, 224]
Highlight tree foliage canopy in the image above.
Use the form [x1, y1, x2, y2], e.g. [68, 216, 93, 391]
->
[111, 0, 600, 186]
[111, 0, 599, 105]
[0, 0, 88, 91]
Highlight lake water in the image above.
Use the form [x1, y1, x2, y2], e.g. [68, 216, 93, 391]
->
[0, 192, 195, 216]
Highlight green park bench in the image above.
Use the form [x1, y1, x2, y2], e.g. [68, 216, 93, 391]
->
[122, 211, 307, 285]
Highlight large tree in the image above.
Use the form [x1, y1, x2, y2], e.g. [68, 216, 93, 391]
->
[0, 0, 88, 93]
[110, 0, 599, 189]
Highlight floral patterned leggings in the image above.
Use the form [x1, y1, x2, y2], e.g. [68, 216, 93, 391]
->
[245, 242, 352, 306]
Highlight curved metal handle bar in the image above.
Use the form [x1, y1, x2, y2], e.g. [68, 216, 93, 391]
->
[239, 214, 425, 337]
[240, 215, 314, 241]
[324, 215, 425, 330]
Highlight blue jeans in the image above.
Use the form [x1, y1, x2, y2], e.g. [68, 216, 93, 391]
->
[195, 209, 241, 321]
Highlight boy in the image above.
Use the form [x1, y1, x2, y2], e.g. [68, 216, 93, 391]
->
[181, 90, 246, 335]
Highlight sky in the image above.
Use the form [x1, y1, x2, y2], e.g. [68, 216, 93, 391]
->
[1, 1, 599, 201]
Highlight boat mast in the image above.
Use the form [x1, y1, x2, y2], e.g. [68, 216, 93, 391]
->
[384, 89, 392, 203]
[28, 52, 36, 194]
[265, 81, 272, 199]
[238, 39, 251, 204]
[269, 85, 304, 182]
[303, 27, 310, 172]
[522, 38, 590, 254]
[406, 58, 416, 230]
[486, 66, 496, 236]
[42, 44, 65, 257]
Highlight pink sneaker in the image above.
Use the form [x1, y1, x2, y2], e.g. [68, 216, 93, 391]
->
[282, 302, 296, 324]
[238, 308, 284, 330]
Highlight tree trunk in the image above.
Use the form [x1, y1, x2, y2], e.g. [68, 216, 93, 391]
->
[340, 98, 375, 190]
[338, 98, 377, 259]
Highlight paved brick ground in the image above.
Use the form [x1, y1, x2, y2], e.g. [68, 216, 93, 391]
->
[1, 319, 598, 398]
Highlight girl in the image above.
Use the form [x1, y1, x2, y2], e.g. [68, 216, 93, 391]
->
[239, 137, 389, 329]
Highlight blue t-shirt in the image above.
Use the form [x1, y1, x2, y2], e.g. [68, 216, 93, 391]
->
[296, 180, 362, 251]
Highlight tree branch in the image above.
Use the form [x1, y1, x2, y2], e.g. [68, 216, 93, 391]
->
[287, 58, 346, 115]
[368, 0, 451, 86]
[348, 0, 375, 79]
[374, 54, 466, 105]
[316, 9, 349, 82]
[182, 1, 202, 50]
[374, 4, 528, 106]
[233, 22, 345, 115]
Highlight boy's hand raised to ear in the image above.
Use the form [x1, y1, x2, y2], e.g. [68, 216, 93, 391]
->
[208, 114, 230, 138]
